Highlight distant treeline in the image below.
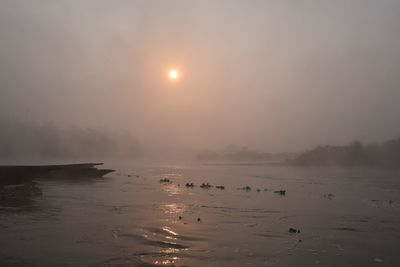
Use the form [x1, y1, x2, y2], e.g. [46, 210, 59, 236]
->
[196, 147, 297, 162]
[0, 122, 144, 163]
[290, 138, 400, 168]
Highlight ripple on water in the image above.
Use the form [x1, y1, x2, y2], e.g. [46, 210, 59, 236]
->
[112, 225, 207, 266]
[93, 256, 160, 267]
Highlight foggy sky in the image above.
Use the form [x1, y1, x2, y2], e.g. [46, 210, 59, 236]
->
[1, 0, 400, 156]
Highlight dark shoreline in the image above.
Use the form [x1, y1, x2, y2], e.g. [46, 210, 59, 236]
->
[0, 163, 114, 185]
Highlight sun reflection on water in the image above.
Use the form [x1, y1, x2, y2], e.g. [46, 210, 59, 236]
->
[154, 248, 187, 266]
[161, 203, 186, 215]
[154, 256, 179, 265]
[162, 226, 178, 236]
[162, 184, 184, 196]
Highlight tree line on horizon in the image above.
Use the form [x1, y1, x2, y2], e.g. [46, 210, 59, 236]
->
[290, 138, 400, 169]
[196, 146, 297, 162]
[0, 122, 144, 163]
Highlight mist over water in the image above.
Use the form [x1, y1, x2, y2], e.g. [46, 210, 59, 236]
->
[1, 0, 400, 161]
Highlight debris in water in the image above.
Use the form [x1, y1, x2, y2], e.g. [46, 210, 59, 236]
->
[200, 183, 212, 189]
[274, 190, 286, 196]
[324, 193, 335, 199]
[239, 186, 251, 191]
[185, 183, 194, 188]
[288, 228, 300, 234]
[159, 178, 172, 184]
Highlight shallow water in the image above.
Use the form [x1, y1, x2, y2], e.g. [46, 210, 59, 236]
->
[1, 163, 400, 266]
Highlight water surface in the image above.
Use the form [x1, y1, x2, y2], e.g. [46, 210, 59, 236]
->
[1, 163, 399, 266]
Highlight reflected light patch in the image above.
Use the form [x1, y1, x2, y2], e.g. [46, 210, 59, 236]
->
[161, 203, 185, 214]
[162, 226, 178, 236]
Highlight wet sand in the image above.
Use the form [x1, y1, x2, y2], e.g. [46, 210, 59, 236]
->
[1, 163, 400, 266]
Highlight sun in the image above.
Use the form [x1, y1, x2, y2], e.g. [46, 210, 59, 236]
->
[167, 69, 179, 81]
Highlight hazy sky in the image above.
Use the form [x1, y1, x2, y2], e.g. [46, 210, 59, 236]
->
[1, 0, 400, 153]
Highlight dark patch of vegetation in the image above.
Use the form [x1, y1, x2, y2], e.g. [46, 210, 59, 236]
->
[239, 186, 251, 191]
[200, 183, 212, 189]
[159, 178, 172, 184]
[274, 190, 286, 196]
[215, 185, 225, 190]
[288, 228, 300, 234]
[185, 183, 194, 188]
[290, 138, 400, 169]
[196, 147, 297, 162]
[0, 122, 144, 161]
[324, 193, 335, 199]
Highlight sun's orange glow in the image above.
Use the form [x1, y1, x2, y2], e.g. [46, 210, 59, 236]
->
[168, 69, 179, 81]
